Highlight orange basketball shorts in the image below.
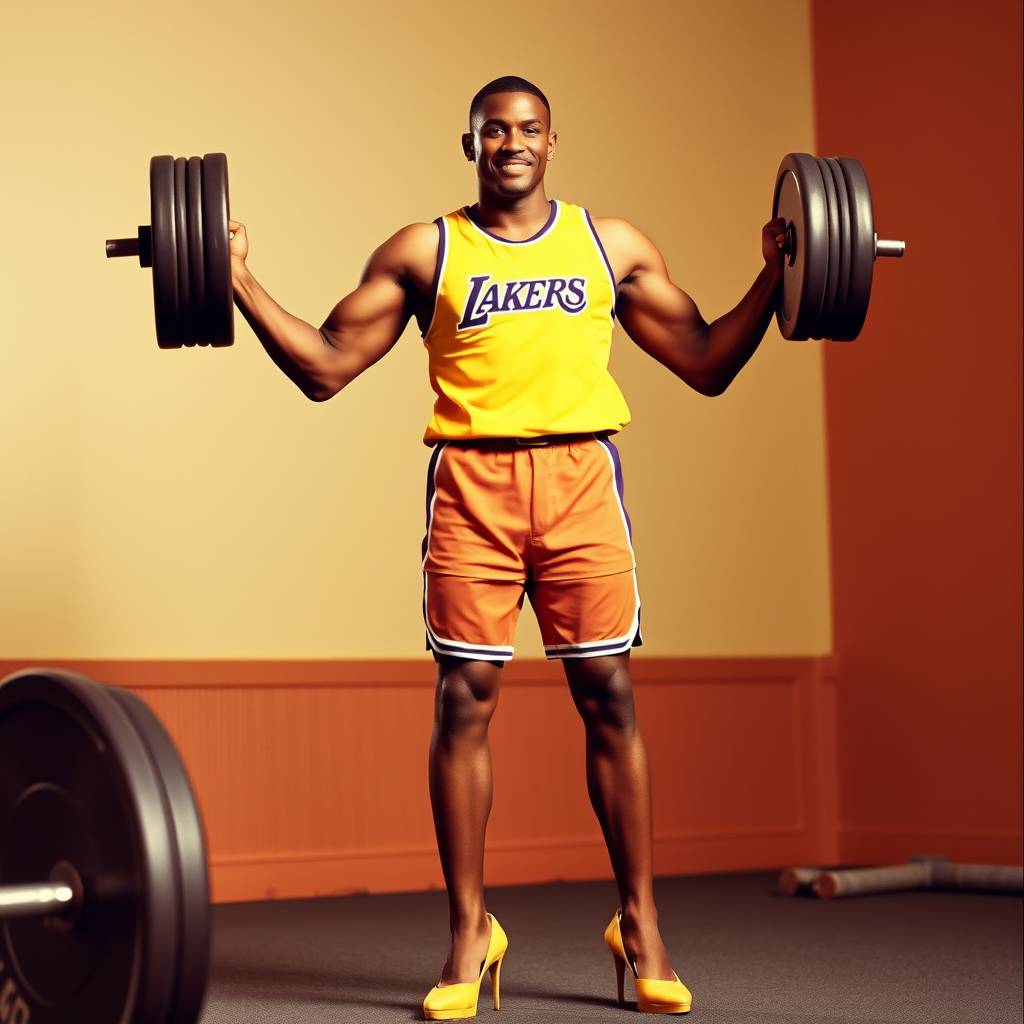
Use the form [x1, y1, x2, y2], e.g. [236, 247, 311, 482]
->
[421, 434, 643, 663]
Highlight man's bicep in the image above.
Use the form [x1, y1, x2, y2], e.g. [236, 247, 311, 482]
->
[617, 262, 710, 386]
[318, 241, 416, 388]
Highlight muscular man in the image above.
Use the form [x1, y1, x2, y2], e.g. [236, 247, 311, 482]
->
[230, 75, 784, 1018]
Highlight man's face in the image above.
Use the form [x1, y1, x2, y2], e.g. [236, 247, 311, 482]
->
[462, 92, 556, 197]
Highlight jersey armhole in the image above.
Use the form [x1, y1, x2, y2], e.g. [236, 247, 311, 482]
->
[583, 208, 618, 323]
[420, 216, 449, 340]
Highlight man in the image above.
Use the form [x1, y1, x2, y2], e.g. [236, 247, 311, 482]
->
[230, 75, 784, 1017]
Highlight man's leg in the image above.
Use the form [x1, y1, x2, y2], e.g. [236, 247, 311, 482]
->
[428, 654, 503, 985]
[563, 651, 676, 981]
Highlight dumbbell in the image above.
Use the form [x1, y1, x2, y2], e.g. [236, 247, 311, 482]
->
[0, 669, 210, 1024]
[106, 153, 233, 349]
[773, 153, 906, 341]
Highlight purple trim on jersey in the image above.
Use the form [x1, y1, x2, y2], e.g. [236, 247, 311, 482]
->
[422, 442, 446, 561]
[584, 209, 618, 322]
[420, 217, 447, 339]
[597, 437, 633, 540]
[463, 199, 557, 244]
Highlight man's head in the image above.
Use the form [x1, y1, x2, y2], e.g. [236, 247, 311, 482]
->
[462, 76, 556, 198]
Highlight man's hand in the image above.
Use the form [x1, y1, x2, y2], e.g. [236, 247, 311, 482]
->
[762, 217, 786, 277]
[229, 219, 249, 266]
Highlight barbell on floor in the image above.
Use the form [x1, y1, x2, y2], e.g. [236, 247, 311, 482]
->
[0, 668, 210, 1024]
[105, 151, 905, 350]
[778, 858, 1023, 899]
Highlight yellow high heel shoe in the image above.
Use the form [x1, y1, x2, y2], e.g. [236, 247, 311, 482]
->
[422, 912, 509, 1020]
[604, 909, 692, 1014]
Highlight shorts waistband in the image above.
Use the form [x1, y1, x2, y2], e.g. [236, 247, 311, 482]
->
[442, 431, 613, 450]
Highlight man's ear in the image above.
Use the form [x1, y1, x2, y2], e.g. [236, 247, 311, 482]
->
[547, 129, 558, 162]
[461, 132, 475, 162]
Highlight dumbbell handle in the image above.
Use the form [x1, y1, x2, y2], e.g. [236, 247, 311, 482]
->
[105, 226, 153, 267]
[0, 882, 74, 919]
[875, 235, 905, 258]
[106, 237, 140, 258]
[782, 227, 906, 262]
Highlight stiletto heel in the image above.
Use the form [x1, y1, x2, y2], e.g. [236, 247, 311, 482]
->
[489, 956, 502, 1009]
[422, 913, 509, 1020]
[602, 908, 692, 1014]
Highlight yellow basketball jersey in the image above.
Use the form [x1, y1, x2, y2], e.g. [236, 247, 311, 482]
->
[420, 198, 632, 444]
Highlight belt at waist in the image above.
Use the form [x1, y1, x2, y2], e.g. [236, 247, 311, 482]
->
[441, 431, 614, 450]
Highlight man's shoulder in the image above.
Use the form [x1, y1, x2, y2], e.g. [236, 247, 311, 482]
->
[586, 216, 653, 264]
[364, 221, 441, 292]
[588, 213, 640, 237]
[373, 221, 440, 264]
[385, 220, 441, 249]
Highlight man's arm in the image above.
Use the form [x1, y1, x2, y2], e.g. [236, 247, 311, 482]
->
[230, 221, 437, 401]
[594, 217, 785, 396]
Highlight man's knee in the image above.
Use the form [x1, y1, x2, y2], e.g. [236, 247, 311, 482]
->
[565, 654, 636, 730]
[434, 657, 502, 732]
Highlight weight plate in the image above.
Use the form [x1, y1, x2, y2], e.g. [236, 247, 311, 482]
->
[822, 158, 852, 340]
[186, 157, 208, 346]
[771, 153, 829, 340]
[150, 156, 182, 349]
[815, 157, 840, 339]
[0, 669, 180, 1024]
[105, 687, 210, 1024]
[173, 158, 194, 348]
[835, 157, 875, 340]
[1, 787, 101, 1011]
[201, 153, 234, 347]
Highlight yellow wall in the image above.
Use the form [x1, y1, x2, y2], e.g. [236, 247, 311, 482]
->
[0, 0, 829, 659]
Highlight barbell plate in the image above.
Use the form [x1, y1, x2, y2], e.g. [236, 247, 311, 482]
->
[0, 669, 180, 1024]
[0, 782, 108, 1016]
[105, 687, 210, 1024]
[173, 157, 194, 348]
[822, 158, 852, 340]
[201, 153, 234, 347]
[772, 153, 829, 340]
[186, 156, 208, 347]
[834, 157, 875, 341]
[814, 157, 840, 339]
[150, 156, 182, 349]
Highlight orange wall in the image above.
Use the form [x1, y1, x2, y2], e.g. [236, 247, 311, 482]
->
[812, 0, 1023, 862]
[0, 657, 840, 902]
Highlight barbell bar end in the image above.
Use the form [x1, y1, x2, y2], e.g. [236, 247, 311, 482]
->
[106, 237, 139, 259]
[0, 883, 74, 919]
[105, 226, 153, 267]
[875, 235, 906, 258]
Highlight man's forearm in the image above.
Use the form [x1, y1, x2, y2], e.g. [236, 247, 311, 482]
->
[232, 262, 336, 399]
[701, 264, 783, 394]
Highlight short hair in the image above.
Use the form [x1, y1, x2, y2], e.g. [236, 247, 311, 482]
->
[469, 76, 551, 130]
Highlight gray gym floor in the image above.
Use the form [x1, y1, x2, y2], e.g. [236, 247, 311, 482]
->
[199, 869, 1023, 1023]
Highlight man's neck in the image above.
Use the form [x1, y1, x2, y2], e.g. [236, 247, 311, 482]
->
[469, 190, 552, 239]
